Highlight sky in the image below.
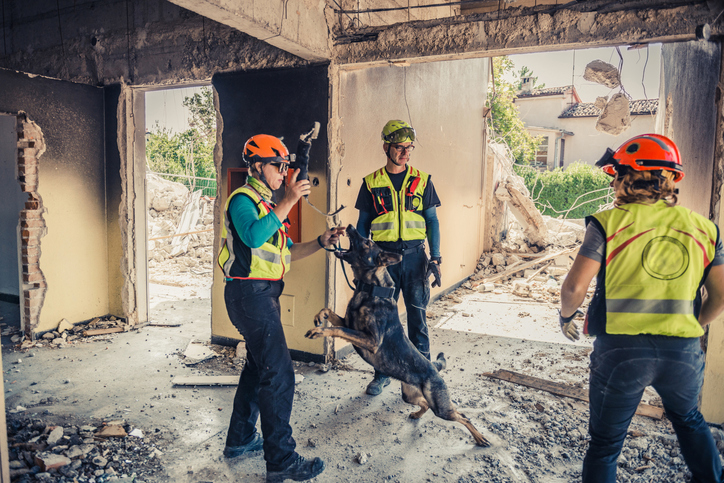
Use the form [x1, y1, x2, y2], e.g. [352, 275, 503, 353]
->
[507, 44, 662, 103]
[145, 85, 207, 135]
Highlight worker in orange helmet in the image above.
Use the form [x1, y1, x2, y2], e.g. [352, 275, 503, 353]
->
[218, 134, 343, 482]
[559, 134, 724, 483]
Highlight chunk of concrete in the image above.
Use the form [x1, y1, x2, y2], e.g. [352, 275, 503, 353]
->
[596, 93, 631, 136]
[583, 60, 620, 88]
[34, 453, 71, 472]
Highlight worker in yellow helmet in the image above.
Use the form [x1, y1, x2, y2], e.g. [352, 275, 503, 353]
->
[218, 133, 344, 483]
[559, 134, 724, 483]
[355, 120, 442, 396]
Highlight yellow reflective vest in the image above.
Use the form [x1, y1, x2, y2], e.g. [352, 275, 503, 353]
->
[217, 185, 291, 280]
[364, 166, 429, 242]
[585, 201, 718, 337]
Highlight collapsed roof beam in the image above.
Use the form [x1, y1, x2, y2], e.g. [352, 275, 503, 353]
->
[168, 0, 331, 62]
[333, 1, 721, 67]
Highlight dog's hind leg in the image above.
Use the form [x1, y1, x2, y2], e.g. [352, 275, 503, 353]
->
[401, 383, 429, 419]
[432, 352, 446, 372]
[314, 308, 345, 328]
[425, 378, 491, 447]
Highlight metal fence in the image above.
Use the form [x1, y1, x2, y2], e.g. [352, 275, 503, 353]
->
[149, 171, 217, 197]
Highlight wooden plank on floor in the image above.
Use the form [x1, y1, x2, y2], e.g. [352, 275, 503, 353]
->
[172, 376, 238, 387]
[82, 327, 124, 337]
[482, 369, 664, 420]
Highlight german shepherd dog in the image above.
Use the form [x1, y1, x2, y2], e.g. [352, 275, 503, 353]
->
[305, 225, 490, 447]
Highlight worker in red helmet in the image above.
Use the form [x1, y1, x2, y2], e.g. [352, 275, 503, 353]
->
[218, 134, 343, 482]
[559, 134, 724, 483]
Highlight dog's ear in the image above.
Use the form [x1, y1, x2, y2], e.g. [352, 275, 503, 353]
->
[377, 251, 402, 267]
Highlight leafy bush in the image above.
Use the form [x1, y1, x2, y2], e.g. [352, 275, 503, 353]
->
[513, 162, 613, 219]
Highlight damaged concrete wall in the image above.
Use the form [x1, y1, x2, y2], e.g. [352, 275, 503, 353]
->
[657, 40, 721, 218]
[331, 58, 490, 317]
[167, 0, 331, 62]
[0, 0, 307, 87]
[0, 68, 114, 336]
[0, 114, 24, 298]
[333, 2, 722, 66]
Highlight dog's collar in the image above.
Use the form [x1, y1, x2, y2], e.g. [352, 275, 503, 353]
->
[357, 282, 395, 299]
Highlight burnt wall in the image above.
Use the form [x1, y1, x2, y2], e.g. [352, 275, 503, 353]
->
[660, 41, 721, 218]
[0, 68, 111, 333]
[0, 0, 307, 87]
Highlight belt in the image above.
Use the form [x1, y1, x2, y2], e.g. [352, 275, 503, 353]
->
[380, 243, 425, 255]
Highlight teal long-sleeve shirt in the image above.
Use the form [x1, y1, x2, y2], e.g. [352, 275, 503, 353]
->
[228, 194, 294, 249]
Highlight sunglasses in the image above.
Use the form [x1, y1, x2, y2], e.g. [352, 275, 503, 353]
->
[389, 144, 415, 154]
[269, 162, 289, 174]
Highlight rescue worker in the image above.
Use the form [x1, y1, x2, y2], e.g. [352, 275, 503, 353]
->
[355, 120, 443, 396]
[558, 134, 724, 483]
[218, 133, 344, 482]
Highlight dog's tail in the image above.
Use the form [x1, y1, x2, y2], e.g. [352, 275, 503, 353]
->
[433, 352, 446, 372]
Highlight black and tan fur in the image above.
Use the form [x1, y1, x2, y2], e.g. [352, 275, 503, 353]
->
[305, 225, 489, 447]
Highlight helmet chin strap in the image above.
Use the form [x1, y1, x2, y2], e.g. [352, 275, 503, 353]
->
[251, 162, 273, 191]
[385, 145, 403, 167]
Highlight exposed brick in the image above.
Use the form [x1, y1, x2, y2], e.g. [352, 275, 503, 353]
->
[25, 200, 39, 210]
[22, 263, 40, 275]
[23, 272, 43, 283]
[21, 246, 40, 257]
[21, 255, 39, 265]
[21, 228, 44, 238]
[24, 296, 42, 308]
[20, 210, 43, 220]
[20, 219, 44, 229]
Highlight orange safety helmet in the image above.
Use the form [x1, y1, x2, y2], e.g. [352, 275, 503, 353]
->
[595, 134, 684, 182]
[242, 134, 291, 166]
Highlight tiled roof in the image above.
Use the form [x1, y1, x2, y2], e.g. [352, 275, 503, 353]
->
[516, 86, 572, 98]
[559, 98, 658, 118]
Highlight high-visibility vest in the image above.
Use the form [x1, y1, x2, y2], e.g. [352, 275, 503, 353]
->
[364, 166, 429, 242]
[217, 185, 291, 280]
[585, 201, 718, 337]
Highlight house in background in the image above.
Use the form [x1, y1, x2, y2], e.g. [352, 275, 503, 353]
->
[515, 81, 658, 170]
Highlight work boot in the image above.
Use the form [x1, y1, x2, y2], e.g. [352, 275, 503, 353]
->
[366, 375, 391, 396]
[223, 433, 263, 458]
[266, 454, 325, 482]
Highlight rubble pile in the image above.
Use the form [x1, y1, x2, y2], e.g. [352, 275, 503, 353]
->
[7, 416, 167, 483]
[146, 174, 215, 287]
[6, 317, 129, 352]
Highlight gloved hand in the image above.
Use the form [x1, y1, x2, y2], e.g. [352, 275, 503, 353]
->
[558, 309, 583, 341]
[427, 257, 442, 288]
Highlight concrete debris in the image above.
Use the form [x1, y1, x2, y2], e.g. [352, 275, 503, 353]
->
[355, 452, 369, 464]
[596, 92, 632, 135]
[147, 176, 214, 287]
[8, 416, 165, 481]
[594, 96, 608, 110]
[182, 340, 217, 365]
[583, 59, 621, 88]
[56, 319, 74, 334]
[495, 176, 549, 248]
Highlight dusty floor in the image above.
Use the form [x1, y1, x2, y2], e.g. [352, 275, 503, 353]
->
[2, 273, 723, 482]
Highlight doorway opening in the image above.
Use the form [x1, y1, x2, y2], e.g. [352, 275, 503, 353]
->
[144, 85, 217, 339]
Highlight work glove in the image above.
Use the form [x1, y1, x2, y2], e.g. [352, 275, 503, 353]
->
[427, 257, 442, 288]
[558, 309, 583, 341]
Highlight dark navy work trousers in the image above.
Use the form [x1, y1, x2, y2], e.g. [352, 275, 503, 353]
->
[224, 279, 297, 471]
[583, 334, 722, 483]
[374, 245, 431, 381]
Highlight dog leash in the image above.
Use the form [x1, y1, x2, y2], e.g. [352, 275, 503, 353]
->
[319, 242, 356, 291]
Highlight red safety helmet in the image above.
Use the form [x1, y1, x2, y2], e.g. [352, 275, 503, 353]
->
[595, 134, 684, 183]
[243, 134, 290, 166]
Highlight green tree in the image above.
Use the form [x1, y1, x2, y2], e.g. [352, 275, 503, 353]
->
[146, 86, 216, 187]
[487, 57, 541, 164]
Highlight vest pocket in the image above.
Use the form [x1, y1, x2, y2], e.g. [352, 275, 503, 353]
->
[371, 187, 394, 215]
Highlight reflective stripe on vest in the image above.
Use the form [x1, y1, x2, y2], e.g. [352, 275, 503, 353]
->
[364, 166, 429, 242]
[591, 201, 717, 337]
[217, 185, 291, 280]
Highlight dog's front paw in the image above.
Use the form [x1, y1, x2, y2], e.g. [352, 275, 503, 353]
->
[313, 308, 331, 327]
[305, 327, 324, 339]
